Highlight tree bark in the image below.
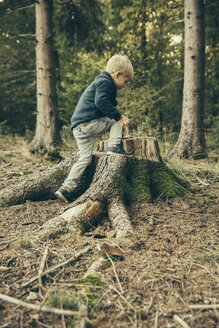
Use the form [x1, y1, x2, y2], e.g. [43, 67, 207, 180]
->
[171, 0, 206, 159]
[30, 0, 60, 151]
[0, 137, 190, 237]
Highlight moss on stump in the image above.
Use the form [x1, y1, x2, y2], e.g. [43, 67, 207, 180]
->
[108, 158, 189, 206]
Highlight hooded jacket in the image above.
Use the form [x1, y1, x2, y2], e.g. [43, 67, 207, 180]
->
[70, 71, 121, 130]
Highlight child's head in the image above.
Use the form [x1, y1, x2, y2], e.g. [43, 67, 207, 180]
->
[106, 55, 134, 81]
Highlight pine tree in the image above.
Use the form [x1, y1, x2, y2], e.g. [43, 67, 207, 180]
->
[171, 0, 206, 158]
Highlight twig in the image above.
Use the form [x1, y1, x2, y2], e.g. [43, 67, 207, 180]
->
[109, 285, 136, 310]
[196, 176, 210, 186]
[173, 314, 191, 328]
[60, 300, 67, 328]
[154, 310, 159, 328]
[0, 293, 84, 317]
[38, 245, 49, 296]
[22, 246, 91, 288]
[0, 266, 11, 272]
[189, 304, 219, 309]
[38, 246, 49, 281]
[105, 252, 124, 295]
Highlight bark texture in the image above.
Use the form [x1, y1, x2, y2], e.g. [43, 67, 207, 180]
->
[0, 137, 190, 237]
[171, 0, 206, 159]
[30, 0, 60, 151]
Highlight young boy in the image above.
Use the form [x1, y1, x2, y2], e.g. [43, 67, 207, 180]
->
[55, 54, 134, 203]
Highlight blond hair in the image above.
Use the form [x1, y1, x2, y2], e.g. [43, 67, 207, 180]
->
[106, 55, 134, 80]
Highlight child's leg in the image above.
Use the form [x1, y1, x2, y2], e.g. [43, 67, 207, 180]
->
[108, 120, 123, 147]
[62, 118, 122, 190]
[63, 132, 96, 190]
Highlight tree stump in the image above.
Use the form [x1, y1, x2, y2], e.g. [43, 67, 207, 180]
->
[0, 137, 190, 238]
[96, 136, 161, 161]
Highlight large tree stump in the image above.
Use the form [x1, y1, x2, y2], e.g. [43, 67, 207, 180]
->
[0, 137, 190, 237]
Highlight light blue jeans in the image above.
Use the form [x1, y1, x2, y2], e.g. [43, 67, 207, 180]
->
[63, 117, 122, 190]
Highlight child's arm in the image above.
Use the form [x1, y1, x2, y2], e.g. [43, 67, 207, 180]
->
[95, 80, 121, 121]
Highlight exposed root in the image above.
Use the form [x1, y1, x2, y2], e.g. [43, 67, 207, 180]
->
[108, 197, 133, 238]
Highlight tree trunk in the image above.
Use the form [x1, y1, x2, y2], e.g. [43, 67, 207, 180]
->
[0, 137, 190, 237]
[171, 0, 206, 159]
[29, 0, 60, 151]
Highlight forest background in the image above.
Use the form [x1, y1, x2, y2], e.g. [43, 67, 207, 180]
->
[0, 0, 218, 154]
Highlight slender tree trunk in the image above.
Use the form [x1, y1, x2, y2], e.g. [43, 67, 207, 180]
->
[171, 0, 206, 159]
[30, 0, 60, 151]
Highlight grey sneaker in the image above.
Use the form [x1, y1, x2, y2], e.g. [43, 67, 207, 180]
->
[107, 144, 133, 156]
[55, 186, 74, 203]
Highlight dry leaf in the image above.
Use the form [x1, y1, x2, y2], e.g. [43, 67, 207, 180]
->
[102, 243, 124, 258]
[106, 230, 116, 238]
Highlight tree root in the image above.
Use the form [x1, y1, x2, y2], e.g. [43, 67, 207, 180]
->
[0, 137, 190, 237]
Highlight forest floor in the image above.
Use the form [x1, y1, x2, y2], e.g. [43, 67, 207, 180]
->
[0, 137, 218, 328]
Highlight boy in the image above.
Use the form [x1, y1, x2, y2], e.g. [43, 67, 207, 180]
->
[55, 55, 134, 203]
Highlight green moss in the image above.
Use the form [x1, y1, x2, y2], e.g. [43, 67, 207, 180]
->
[127, 161, 152, 203]
[77, 274, 105, 286]
[22, 170, 34, 175]
[86, 289, 101, 308]
[111, 172, 131, 200]
[108, 158, 189, 204]
[51, 168, 65, 181]
[76, 275, 104, 309]
[149, 160, 189, 199]
[49, 228, 69, 239]
[161, 159, 190, 189]
[110, 161, 151, 205]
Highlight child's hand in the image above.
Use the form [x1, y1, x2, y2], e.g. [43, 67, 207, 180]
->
[118, 115, 130, 126]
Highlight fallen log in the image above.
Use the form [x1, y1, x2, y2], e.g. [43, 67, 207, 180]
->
[0, 137, 190, 237]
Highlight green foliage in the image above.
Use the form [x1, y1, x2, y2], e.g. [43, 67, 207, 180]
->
[54, 0, 105, 52]
[0, 0, 36, 134]
[0, 0, 218, 152]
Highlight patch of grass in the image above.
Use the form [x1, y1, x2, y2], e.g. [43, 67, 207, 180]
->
[0, 134, 35, 163]
[19, 237, 32, 249]
[50, 168, 66, 182]
[195, 247, 219, 264]
[48, 289, 79, 310]
[22, 170, 34, 175]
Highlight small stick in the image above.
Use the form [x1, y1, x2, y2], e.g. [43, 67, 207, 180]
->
[60, 300, 67, 328]
[105, 252, 124, 295]
[38, 246, 49, 291]
[189, 304, 219, 310]
[109, 285, 136, 310]
[173, 314, 191, 328]
[0, 266, 11, 272]
[22, 246, 91, 288]
[0, 293, 84, 317]
[154, 310, 159, 328]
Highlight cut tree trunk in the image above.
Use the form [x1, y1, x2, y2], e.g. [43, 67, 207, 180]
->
[0, 137, 190, 237]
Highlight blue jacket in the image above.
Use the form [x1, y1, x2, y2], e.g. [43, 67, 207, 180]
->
[70, 71, 121, 130]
